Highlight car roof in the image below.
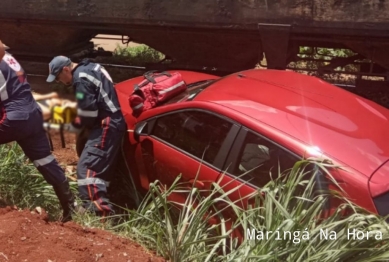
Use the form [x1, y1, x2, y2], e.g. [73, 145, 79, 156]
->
[194, 69, 389, 176]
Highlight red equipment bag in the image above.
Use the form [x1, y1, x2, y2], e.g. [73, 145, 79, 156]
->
[129, 71, 187, 114]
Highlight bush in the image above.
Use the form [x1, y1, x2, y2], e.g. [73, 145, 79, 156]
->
[96, 44, 166, 82]
[113, 44, 164, 64]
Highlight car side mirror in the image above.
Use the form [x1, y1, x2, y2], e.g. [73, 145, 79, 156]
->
[134, 121, 148, 142]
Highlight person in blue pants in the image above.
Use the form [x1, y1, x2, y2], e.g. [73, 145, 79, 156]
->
[0, 40, 75, 222]
[47, 55, 126, 217]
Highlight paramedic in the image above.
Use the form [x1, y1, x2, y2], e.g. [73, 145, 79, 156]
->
[47, 55, 126, 217]
[0, 40, 75, 222]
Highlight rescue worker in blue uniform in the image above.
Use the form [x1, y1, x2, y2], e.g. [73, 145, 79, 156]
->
[0, 40, 75, 222]
[47, 56, 126, 217]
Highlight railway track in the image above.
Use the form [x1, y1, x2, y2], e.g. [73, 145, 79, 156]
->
[13, 51, 148, 78]
[15, 52, 234, 78]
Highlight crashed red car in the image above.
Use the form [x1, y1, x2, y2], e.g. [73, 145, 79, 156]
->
[114, 69, 389, 216]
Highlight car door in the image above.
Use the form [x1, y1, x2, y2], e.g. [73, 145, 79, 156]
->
[134, 109, 240, 200]
[218, 127, 301, 208]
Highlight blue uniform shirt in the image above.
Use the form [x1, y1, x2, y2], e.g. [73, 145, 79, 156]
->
[72, 59, 126, 130]
[0, 52, 39, 120]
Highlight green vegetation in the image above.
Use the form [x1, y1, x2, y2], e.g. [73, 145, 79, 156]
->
[50, 44, 166, 91]
[299, 47, 356, 59]
[2, 141, 389, 262]
[108, 159, 389, 262]
[289, 47, 389, 108]
[290, 47, 359, 80]
[112, 44, 165, 64]
[97, 44, 166, 82]
[0, 143, 77, 219]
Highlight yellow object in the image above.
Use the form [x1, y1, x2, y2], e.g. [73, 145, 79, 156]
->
[50, 105, 77, 124]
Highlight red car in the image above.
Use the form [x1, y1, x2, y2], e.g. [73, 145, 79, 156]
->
[115, 69, 389, 216]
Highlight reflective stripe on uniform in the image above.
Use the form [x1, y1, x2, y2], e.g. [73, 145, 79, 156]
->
[93, 64, 101, 71]
[78, 177, 110, 187]
[33, 155, 55, 167]
[77, 108, 98, 117]
[0, 71, 8, 101]
[79, 72, 118, 113]
[100, 67, 113, 83]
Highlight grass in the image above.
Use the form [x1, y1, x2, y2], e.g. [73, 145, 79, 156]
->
[0, 143, 77, 220]
[3, 141, 389, 261]
[225, 160, 389, 262]
[104, 158, 389, 262]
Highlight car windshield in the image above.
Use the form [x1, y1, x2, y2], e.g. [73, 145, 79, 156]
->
[164, 79, 217, 104]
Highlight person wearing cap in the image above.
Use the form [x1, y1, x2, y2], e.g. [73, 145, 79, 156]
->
[47, 55, 126, 217]
[0, 40, 75, 222]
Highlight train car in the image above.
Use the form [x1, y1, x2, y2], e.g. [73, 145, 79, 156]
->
[1, 1, 389, 81]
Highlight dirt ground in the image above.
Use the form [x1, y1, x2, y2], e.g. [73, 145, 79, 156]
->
[0, 207, 163, 262]
[0, 47, 166, 261]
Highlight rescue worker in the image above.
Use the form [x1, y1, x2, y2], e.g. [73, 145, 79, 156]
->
[0, 40, 75, 222]
[46, 55, 126, 217]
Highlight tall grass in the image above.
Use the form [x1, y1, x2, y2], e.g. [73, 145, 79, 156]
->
[111, 158, 389, 262]
[3, 140, 389, 261]
[226, 160, 389, 262]
[0, 143, 77, 219]
[111, 175, 234, 261]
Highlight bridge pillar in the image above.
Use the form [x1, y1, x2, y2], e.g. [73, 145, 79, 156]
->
[258, 23, 291, 70]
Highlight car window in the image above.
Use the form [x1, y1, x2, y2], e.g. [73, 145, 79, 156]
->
[152, 110, 233, 165]
[233, 131, 299, 188]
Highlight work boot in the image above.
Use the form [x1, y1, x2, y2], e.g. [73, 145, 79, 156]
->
[53, 180, 76, 223]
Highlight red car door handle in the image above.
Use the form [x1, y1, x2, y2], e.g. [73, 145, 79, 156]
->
[189, 179, 205, 189]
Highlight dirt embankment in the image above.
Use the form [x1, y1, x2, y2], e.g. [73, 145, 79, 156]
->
[0, 207, 163, 262]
